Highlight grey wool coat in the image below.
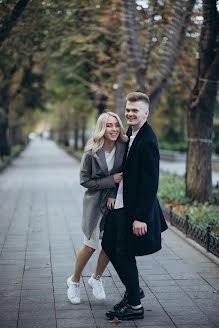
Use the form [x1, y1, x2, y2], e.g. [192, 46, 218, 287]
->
[80, 139, 126, 240]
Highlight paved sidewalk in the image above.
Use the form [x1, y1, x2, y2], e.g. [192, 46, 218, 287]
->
[0, 140, 218, 328]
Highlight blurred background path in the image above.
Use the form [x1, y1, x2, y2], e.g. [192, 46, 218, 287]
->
[0, 140, 218, 328]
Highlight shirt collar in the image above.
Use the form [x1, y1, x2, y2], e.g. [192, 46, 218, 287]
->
[131, 128, 140, 137]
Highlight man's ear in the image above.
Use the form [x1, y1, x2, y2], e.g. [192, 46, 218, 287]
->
[145, 110, 149, 119]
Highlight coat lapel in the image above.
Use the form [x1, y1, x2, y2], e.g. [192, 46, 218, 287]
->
[96, 147, 108, 175]
[111, 140, 126, 173]
[125, 122, 149, 165]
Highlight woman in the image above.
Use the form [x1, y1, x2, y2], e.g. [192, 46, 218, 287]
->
[67, 112, 128, 304]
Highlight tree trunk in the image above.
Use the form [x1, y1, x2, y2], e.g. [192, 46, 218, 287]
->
[0, 0, 30, 48]
[74, 123, 79, 151]
[122, 0, 146, 92]
[144, 0, 158, 82]
[186, 0, 219, 202]
[0, 118, 10, 158]
[0, 84, 11, 157]
[81, 117, 87, 149]
[115, 3, 128, 120]
[149, 0, 196, 112]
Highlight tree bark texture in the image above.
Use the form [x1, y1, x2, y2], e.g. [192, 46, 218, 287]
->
[144, 0, 158, 81]
[121, 0, 195, 111]
[121, 0, 146, 92]
[0, 68, 15, 157]
[149, 0, 196, 112]
[115, 3, 128, 120]
[186, 0, 219, 202]
[0, 0, 30, 48]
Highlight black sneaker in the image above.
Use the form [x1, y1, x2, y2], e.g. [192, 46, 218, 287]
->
[113, 287, 145, 311]
[106, 304, 144, 321]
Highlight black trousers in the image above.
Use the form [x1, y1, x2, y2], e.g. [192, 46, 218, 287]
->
[102, 208, 141, 306]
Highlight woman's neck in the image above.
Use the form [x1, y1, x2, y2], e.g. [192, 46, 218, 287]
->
[104, 140, 115, 153]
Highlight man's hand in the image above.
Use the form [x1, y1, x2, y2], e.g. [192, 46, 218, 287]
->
[107, 198, 116, 210]
[113, 172, 123, 183]
[132, 220, 147, 236]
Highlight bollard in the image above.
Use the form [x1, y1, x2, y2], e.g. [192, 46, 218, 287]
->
[170, 205, 173, 225]
[216, 181, 219, 189]
[206, 225, 211, 252]
[185, 215, 189, 237]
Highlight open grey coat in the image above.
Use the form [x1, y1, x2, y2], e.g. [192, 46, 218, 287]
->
[80, 139, 126, 239]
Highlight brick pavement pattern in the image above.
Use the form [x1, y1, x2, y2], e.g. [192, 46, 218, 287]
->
[0, 140, 218, 328]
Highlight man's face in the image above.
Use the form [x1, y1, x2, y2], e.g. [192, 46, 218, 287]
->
[125, 100, 149, 131]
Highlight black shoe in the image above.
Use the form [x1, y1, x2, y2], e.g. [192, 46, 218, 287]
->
[106, 304, 144, 321]
[113, 287, 145, 311]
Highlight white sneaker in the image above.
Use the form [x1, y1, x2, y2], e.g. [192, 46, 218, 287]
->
[88, 274, 106, 300]
[67, 276, 80, 304]
[67, 275, 74, 288]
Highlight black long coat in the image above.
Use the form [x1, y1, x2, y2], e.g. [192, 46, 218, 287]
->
[123, 121, 168, 256]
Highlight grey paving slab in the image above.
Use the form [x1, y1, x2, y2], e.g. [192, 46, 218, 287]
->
[0, 139, 218, 328]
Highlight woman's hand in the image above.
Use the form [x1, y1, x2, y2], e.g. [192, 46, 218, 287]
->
[113, 172, 123, 183]
[107, 198, 116, 210]
[132, 220, 147, 236]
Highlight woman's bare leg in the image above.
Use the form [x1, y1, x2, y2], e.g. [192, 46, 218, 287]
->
[94, 249, 109, 278]
[72, 245, 95, 282]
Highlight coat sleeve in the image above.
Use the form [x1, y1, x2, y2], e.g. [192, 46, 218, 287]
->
[134, 141, 160, 223]
[80, 152, 116, 190]
[107, 187, 118, 198]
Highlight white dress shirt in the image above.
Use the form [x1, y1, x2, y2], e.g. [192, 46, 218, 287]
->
[114, 129, 140, 209]
[105, 146, 116, 172]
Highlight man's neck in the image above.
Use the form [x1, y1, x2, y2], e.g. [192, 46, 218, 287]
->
[131, 119, 147, 132]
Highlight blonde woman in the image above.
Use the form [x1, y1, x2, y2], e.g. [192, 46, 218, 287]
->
[67, 112, 128, 304]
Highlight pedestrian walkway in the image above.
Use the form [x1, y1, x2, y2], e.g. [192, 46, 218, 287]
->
[0, 140, 218, 328]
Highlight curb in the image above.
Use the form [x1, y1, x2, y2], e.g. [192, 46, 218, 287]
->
[167, 223, 219, 266]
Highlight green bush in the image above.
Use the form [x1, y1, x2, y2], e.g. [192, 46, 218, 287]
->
[158, 141, 187, 152]
[0, 145, 24, 167]
[158, 171, 219, 237]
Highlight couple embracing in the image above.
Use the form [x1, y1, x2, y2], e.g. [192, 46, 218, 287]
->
[67, 92, 168, 321]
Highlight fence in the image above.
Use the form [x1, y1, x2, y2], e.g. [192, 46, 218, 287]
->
[162, 204, 219, 258]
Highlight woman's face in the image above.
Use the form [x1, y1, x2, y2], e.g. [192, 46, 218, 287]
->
[104, 116, 121, 142]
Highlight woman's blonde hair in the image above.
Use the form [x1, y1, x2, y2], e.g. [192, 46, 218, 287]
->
[85, 111, 128, 157]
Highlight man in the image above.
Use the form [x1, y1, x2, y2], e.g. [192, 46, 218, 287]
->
[102, 92, 168, 321]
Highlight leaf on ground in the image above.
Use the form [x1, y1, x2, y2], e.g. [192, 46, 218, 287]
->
[146, 308, 152, 311]
[194, 294, 198, 297]
[109, 317, 122, 323]
[213, 290, 218, 294]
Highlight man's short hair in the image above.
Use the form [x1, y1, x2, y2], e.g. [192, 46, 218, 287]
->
[126, 92, 149, 106]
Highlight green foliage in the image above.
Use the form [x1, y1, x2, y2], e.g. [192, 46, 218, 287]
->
[158, 141, 187, 152]
[158, 171, 219, 237]
[213, 124, 219, 155]
[0, 145, 24, 166]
